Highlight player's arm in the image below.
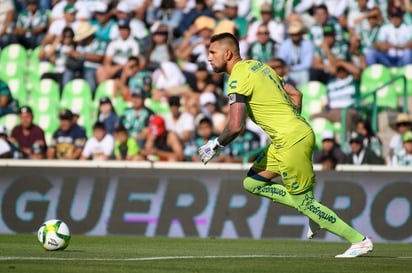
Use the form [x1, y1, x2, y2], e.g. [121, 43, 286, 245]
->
[283, 82, 302, 114]
[217, 94, 248, 146]
[198, 94, 247, 164]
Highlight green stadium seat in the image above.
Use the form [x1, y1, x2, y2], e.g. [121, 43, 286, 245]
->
[360, 64, 397, 109]
[30, 78, 60, 103]
[0, 114, 20, 133]
[0, 43, 28, 65]
[61, 79, 92, 101]
[309, 117, 335, 150]
[94, 79, 128, 115]
[27, 61, 55, 92]
[299, 81, 328, 100]
[6, 76, 27, 105]
[0, 61, 26, 79]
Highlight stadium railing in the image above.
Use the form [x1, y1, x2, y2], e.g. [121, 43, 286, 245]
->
[340, 75, 408, 148]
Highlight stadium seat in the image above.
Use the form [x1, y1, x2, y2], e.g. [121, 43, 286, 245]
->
[27, 61, 55, 92]
[309, 117, 335, 150]
[94, 79, 128, 115]
[0, 43, 28, 65]
[61, 79, 92, 101]
[299, 81, 328, 120]
[0, 114, 20, 133]
[0, 61, 26, 80]
[7, 76, 27, 104]
[33, 111, 59, 143]
[360, 64, 397, 109]
[30, 78, 60, 103]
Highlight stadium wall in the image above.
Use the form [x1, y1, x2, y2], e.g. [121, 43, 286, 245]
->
[0, 161, 411, 243]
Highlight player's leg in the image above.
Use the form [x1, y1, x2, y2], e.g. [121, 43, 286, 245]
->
[243, 144, 320, 231]
[280, 133, 372, 257]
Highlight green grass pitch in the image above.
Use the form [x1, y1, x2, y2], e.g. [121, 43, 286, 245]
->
[0, 234, 411, 273]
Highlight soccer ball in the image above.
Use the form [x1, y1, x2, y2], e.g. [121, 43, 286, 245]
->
[37, 219, 71, 251]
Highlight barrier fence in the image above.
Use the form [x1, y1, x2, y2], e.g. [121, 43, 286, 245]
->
[0, 161, 411, 243]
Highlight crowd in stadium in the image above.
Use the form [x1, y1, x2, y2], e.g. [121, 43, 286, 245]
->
[0, 0, 412, 168]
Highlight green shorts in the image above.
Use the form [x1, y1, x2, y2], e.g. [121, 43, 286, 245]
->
[253, 132, 316, 194]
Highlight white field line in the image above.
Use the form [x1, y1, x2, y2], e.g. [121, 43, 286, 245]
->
[1, 255, 412, 261]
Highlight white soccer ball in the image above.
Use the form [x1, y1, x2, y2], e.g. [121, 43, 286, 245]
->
[37, 219, 71, 251]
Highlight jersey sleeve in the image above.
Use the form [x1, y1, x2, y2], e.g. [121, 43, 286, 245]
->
[227, 69, 252, 97]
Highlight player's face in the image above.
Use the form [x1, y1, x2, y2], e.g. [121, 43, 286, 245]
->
[208, 41, 227, 73]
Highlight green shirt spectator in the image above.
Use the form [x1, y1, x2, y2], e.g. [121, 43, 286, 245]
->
[0, 80, 18, 117]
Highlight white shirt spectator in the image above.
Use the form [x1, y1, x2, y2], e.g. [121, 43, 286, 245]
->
[152, 61, 187, 90]
[377, 22, 412, 57]
[110, 19, 149, 41]
[51, 0, 94, 21]
[82, 134, 114, 160]
[0, 0, 14, 32]
[48, 19, 80, 36]
[163, 112, 195, 141]
[105, 36, 140, 65]
[247, 20, 285, 45]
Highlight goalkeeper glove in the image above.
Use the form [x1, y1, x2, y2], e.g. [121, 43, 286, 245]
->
[198, 138, 224, 164]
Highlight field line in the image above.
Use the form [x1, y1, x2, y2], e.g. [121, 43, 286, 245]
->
[1, 255, 412, 261]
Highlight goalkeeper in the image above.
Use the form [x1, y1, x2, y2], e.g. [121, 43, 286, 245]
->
[199, 32, 373, 258]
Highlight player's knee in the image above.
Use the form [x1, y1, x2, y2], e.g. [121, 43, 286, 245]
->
[243, 169, 271, 194]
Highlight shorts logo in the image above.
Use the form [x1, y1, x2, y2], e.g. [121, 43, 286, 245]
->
[229, 80, 237, 89]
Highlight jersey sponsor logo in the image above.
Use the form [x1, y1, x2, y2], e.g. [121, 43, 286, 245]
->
[229, 80, 237, 89]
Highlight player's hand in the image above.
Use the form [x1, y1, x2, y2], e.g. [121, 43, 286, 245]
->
[198, 138, 223, 165]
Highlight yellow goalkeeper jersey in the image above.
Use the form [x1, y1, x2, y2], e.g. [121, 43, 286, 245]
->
[227, 60, 313, 150]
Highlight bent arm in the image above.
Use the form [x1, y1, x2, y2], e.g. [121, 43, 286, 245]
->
[283, 82, 303, 114]
[217, 98, 247, 147]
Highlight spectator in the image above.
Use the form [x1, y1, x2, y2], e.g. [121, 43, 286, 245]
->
[145, 23, 177, 71]
[247, 23, 277, 63]
[0, 79, 19, 118]
[277, 20, 314, 87]
[199, 92, 227, 134]
[223, 127, 261, 163]
[0, 125, 16, 158]
[113, 123, 143, 161]
[176, 15, 215, 73]
[391, 130, 412, 166]
[10, 106, 46, 159]
[218, 0, 248, 39]
[49, 0, 91, 23]
[96, 96, 119, 135]
[80, 121, 114, 160]
[311, 24, 358, 84]
[320, 154, 339, 170]
[30, 142, 46, 160]
[115, 56, 152, 101]
[360, 9, 383, 67]
[64, 21, 106, 92]
[140, 115, 184, 162]
[163, 95, 195, 146]
[189, 116, 223, 162]
[186, 61, 217, 94]
[96, 19, 140, 84]
[12, 0, 48, 50]
[41, 26, 76, 92]
[146, 0, 183, 33]
[313, 130, 346, 164]
[308, 4, 344, 48]
[47, 109, 87, 159]
[112, 1, 150, 45]
[310, 63, 361, 132]
[40, 3, 80, 57]
[120, 87, 154, 147]
[177, 0, 213, 36]
[344, 131, 385, 165]
[370, 6, 412, 67]
[355, 119, 383, 157]
[89, 2, 117, 43]
[266, 57, 297, 86]
[246, 2, 285, 46]
[388, 113, 412, 161]
[0, 0, 15, 48]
